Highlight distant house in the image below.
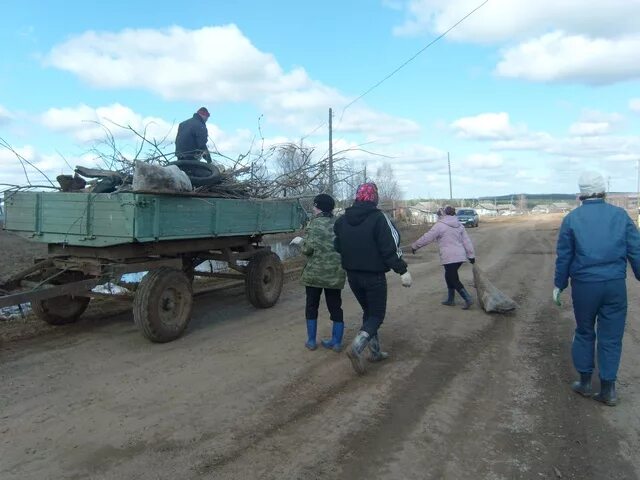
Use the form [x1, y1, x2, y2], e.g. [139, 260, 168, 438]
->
[475, 202, 498, 216]
[607, 193, 639, 211]
[549, 201, 575, 213]
[407, 201, 441, 224]
[531, 204, 550, 214]
[474, 202, 518, 216]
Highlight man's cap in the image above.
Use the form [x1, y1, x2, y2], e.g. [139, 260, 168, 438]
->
[197, 107, 210, 118]
[578, 171, 606, 196]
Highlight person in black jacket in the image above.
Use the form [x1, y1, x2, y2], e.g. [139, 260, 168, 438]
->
[334, 182, 412, 375]
[175, 107, 212, 163]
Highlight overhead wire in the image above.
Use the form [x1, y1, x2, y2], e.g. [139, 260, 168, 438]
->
[299, 0, 490, 180]
[338, 0, 490, 123]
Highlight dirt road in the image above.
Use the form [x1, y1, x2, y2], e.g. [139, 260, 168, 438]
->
[2, 216, 639, 479]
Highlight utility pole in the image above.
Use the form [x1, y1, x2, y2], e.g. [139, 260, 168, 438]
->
[328, 108, 333, 195]
[447, 152, 453, 200]
[363, 163, 367, 184]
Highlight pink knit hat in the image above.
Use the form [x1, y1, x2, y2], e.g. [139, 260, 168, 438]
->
[355, 182, 379, 204]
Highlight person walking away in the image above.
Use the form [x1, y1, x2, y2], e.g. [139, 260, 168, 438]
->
[554, 171, 640, 406]
[175, 107, 212, 163]
[333, 182, 412, 375]
[292, 194, 346, 351]
[411, 205, 476, 309]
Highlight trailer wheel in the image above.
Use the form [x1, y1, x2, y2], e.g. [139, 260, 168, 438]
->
[133, 267, 193, 343]
[32, 295, 90, 325]
[245, 250, 284, 308]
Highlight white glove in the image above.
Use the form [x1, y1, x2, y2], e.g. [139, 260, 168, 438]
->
[289, 236, 303, 246]
[553, 287, 562, 306]
[401, 272, 412, 288]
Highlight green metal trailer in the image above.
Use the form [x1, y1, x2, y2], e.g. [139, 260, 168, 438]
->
[1, 191, 306, 342]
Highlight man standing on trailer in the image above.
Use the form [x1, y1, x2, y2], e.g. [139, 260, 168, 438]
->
[175, 107, 212, 163]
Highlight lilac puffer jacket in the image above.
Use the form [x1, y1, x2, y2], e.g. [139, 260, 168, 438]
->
[411, 215, 475, 265]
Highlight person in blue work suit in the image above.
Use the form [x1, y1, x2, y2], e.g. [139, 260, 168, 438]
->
[554, 171, 640, 406]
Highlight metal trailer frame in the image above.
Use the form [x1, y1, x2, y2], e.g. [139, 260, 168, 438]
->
[0, 235, 286, 342]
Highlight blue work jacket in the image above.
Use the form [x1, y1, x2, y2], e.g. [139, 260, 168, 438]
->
[554, 199, 640, 289]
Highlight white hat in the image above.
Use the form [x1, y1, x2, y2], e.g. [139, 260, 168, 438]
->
[578, 171, 606, 196]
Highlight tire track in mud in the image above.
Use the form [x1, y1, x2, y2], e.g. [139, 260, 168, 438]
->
[190, 222, 534, 478]
[329, 221, 575, 478]
[191, 353, 364, 475]
[332, 220, 636, 479]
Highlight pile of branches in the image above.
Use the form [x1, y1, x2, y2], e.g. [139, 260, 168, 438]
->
[1, 119, 386, 201]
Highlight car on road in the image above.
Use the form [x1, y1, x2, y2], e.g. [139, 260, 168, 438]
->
[457, 208, 479, 228]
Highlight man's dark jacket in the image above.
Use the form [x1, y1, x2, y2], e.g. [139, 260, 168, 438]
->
[333, 201, 407, 274]
[175, 114, 211, 162]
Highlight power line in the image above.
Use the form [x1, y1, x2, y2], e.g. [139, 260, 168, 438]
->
[339, 0, 490, 122]
[302, 0, 489, 169]
[300, 119, 327, 141]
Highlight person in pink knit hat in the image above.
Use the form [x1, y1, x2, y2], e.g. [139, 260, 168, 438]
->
[411, 205, 476, 309]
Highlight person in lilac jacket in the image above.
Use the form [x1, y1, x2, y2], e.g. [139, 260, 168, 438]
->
[411, 205, 476, 309]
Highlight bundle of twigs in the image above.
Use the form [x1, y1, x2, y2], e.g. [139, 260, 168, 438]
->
[1, 118, 389, 201]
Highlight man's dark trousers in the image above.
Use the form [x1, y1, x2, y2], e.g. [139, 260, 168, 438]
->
[347, 271, 387, 338]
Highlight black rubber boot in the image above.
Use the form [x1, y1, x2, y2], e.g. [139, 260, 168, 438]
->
[571, 373, 593, 397]
[594, 380, 618, 406]
[441, 288, 456, 306]
[457, 287, 474, 310]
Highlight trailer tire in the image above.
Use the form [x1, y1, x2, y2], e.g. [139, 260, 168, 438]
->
[245, 250, 284, 308]
[169, 161, 222, 187]
[133, 267, 193, 343]
[32, 295, 90, 325]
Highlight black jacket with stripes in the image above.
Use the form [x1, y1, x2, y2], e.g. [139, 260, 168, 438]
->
[333, 201, 408, 275]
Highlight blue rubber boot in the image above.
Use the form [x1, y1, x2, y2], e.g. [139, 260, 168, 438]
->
[305, 319, 318, 350]
[321, 322, 345, 352]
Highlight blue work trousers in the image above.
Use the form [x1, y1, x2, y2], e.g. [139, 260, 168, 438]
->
[571, 279, 627, 381]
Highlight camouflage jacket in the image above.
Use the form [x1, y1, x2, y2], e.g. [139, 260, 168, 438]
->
[301, 214, 346, 289]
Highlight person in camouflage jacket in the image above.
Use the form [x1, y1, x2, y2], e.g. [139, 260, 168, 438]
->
[295, 194, 346, 351]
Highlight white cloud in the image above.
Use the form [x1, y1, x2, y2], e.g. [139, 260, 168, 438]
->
[451, 112, 518, 140]
[45, 25, 420, 139]
[41, 103, 175, 143]
[568, 122, 611, 137]
[630, 98, 640, 113]
[514, 169, 552, 185]
[393, 0, 640, 42]
[47, 25, 307, 103]
[464, 153, 504, 168]
[568, 110, 624, 137]
[393, 2, 640, 85]
[0, 105, 14, 124]
[0, 145, 70, 187]
[496, 32, 640, 84]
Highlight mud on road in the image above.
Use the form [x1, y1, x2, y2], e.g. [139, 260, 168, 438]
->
[1, 216, 639, 479]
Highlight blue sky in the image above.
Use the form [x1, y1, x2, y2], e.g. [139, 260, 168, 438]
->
[1, 0, 639, 199]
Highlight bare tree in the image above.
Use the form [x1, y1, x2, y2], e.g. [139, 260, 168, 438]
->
[374, 162, 402, 203]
